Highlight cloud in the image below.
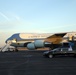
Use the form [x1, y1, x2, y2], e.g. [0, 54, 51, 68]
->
[0, 12, 22, 30]
[0, 11, 21, 22]
[0, 12, 9, 21]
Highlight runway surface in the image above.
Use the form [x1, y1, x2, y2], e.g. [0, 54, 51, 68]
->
[0, 50, 76, 75]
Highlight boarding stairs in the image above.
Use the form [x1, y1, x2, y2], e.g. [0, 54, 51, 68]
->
[0, 40, 12, 52]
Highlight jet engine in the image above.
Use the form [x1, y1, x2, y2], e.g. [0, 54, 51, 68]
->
[27, 42, 35, 50]
[27, 40, 52, 50]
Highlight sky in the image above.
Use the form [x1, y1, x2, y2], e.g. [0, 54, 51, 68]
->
[0, 0, 76, 47]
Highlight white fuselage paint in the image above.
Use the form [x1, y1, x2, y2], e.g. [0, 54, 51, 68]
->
[19, 33, 53, 39]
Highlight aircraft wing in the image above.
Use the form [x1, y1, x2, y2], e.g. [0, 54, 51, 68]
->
[45, 33, 67, 44]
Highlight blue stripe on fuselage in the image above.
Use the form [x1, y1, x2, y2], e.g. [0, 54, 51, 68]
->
[5, 33, 45, 43]
[6, 33, 21, 43]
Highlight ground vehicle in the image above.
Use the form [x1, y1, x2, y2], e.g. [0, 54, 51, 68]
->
[43, 47, 76, 58]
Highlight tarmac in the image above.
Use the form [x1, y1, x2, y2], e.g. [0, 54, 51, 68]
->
[0, 50, 76, 75]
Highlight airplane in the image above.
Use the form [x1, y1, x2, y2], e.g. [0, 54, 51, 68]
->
[3, 32, 67, 52]
[61, 32, 76, 49]
[62, 32, 76, 42]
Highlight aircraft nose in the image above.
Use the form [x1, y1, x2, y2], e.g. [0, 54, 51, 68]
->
[5, 36, 12, 43]
[5, 38, 10, 43]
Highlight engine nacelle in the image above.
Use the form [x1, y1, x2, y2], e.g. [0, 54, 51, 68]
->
[34, 40, 44, 48]
[27, 43, 35, 50]
[27, 40, 52, 50]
